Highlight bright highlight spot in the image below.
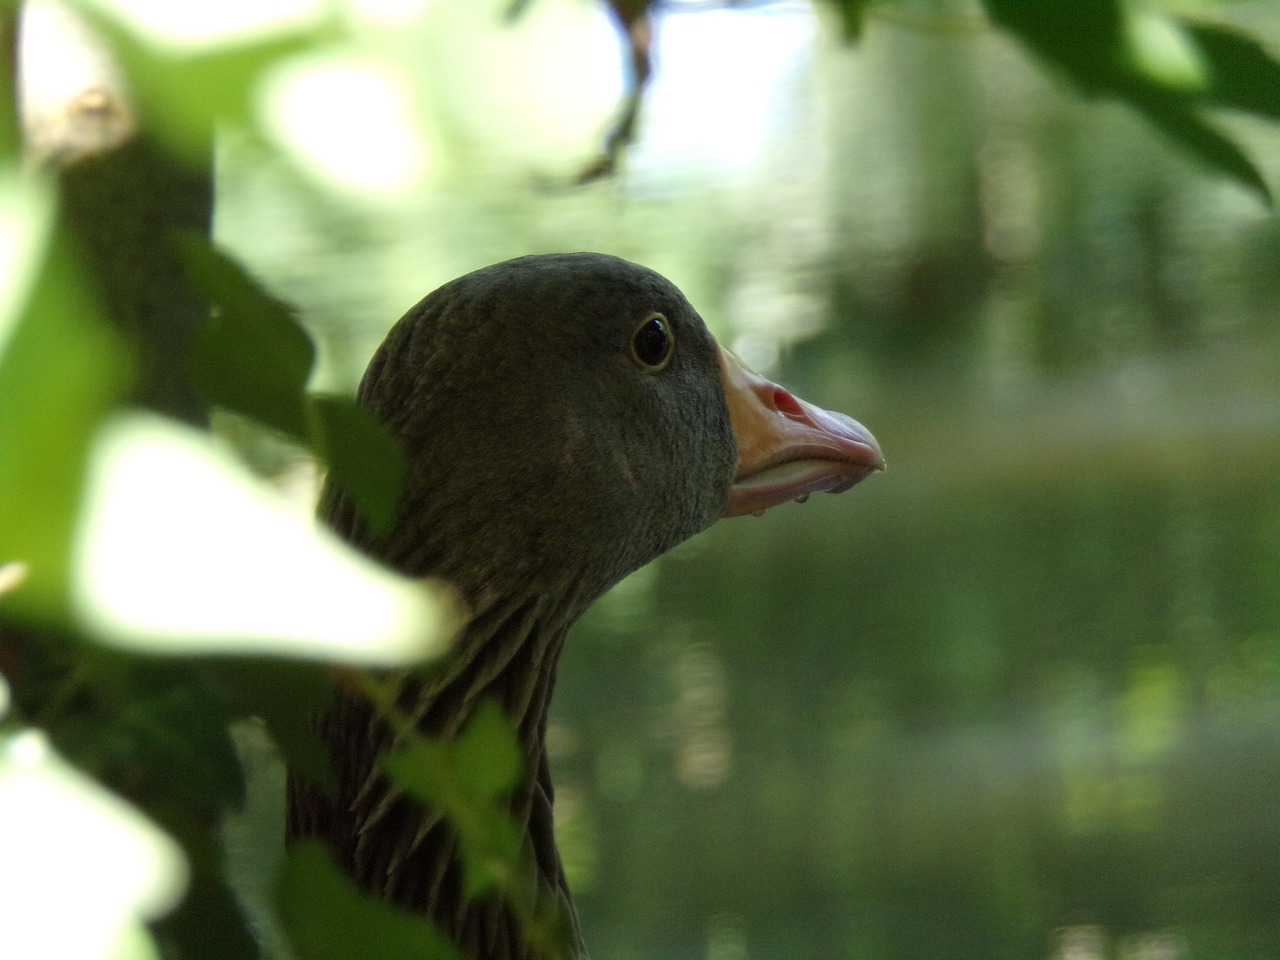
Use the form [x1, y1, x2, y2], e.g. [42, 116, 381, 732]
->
[1124, 9, 1210, 92]
[349, 0, 432, 26]
[0, 172, 54, 360]
[74, 412, 458, 663]
[263, 55, 431, 195]
[0, 730, 187, 960]
[629, 6, 817, 190]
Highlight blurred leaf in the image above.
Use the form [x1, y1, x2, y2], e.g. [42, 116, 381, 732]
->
[0, 8, 19, 159]
[276, 841, 463, 960]
[308, 394, 406, 539]
[214, 658, 337, 795]
[503, 0, 537, 21]
[1128, 90, 1270, 203]
[78, 9, 322, 163]
[0, 730, 187, 960]
[180, 240, 407, 535]
[73, 411, 460, 664]
[384, 700, 523, 808]
[823, 0, 882, 42]
[53, 662, 249, 812]
[180, 235, 314, 440]
[0, 185, 131, 620]
[155, 856, 259, 960]
[1188, 23, 1280, 119]
[385, 738, 524, 899]
[451, 699, 524, 803]
[0, 169, 50, 350]
[1123, 8, 1208, 92]
[983, 0, 1273, 203]
[383, 701, 524, 899]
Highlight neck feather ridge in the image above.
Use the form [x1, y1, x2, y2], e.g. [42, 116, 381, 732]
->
[290, 577, 591, 960]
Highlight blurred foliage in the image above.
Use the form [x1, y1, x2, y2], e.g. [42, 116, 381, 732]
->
[276, 842, 464, 960]
[1, 2, 1279, 960]
[817, 0, 1280, 200]
[181, 238, 405, 534]
[383, 701, 527, 901]
[983, 0, 1280, 202]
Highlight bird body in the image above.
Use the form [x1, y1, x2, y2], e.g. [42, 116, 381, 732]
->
[287, 253, 882, 959]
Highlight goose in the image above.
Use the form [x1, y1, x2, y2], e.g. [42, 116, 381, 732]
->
[286, 252, 883, 959]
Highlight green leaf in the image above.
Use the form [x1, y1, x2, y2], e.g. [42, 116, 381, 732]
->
[982, 0, 1273, 203]
[214, 659, 337, 796]
[0, 730, 187, 960]
[179, 241, 407, 535]
[1129, 91, 1271, 204]
[384, 701, 523, 810]
[382, 702, 525, 899]
[114, 666, 246, 810]
[1123, 8, 1208, 93]
[155, 860, 259, 960]
[307, 394, 406, 538]
[452, 700, 524, 803]
[1188, 23, 1280, 119]
[180, 235, 315, 440]
[0, 180, 131, 621]
[276, 841, 463, 960]
[73, 411, 460, 665]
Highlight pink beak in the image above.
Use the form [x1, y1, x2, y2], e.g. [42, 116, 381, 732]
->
[719, 348, 884, 518]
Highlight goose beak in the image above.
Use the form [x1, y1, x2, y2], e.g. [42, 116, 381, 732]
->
[719, 347, 884, 518]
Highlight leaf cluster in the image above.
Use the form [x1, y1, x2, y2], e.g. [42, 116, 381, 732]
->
[829, 0, 1280, 203]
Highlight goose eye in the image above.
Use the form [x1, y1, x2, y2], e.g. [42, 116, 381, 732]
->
[630, 313, 674, 371]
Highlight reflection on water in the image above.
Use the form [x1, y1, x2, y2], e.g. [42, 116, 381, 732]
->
[220, 1, 1280, 958]
[561, 459, 1280, 960]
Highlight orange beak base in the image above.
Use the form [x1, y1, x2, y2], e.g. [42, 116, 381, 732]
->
[719, 347, 884, 518]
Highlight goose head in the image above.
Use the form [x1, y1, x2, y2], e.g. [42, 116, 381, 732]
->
[292, 252, 882, 959]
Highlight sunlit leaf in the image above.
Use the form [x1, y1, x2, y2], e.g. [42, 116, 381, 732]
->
[73, 411, 460, 663]
[1123, 9, 1208, 93]
[107, 923, 162, 960]
[385, 736, 525, 899]
[451, 700, 524, 803]
[181, 234, 314, 440]
[385, 701, 523, 809]
[383, 702, 525, 899]
[0, 730, 187, 960]
[308, 393, 406, 538]
[260, 53, 432, 195]
[0, 208, 131, 620]
[276, 841, 463, 960]
[0, 169, 53, 358]
[180, 240, 407, 534]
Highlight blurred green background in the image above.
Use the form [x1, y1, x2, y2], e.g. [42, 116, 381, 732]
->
[212, 2, 1280, 959]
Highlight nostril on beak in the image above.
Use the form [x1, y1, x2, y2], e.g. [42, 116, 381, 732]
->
[772, 387, 807, 421]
